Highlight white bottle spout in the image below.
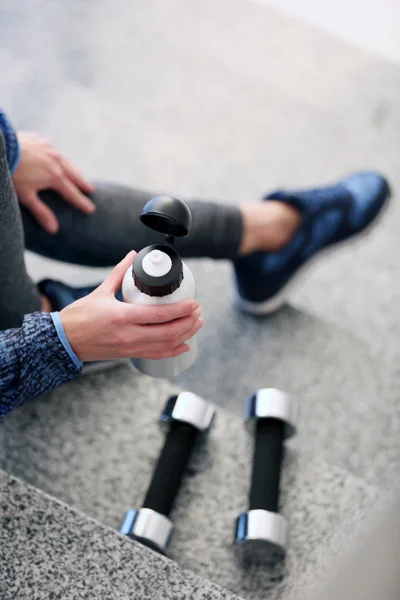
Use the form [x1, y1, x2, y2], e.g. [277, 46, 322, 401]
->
[142, 250, 172, 278]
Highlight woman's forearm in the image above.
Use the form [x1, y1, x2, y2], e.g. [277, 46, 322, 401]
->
[0, 252, 202, 418]
[0, 312, 80, 418]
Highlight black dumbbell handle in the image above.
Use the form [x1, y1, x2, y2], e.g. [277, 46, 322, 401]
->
[249, 418, 285, 513]
[142, 421, 198, 517]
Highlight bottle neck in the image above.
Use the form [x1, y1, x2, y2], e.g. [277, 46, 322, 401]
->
[132, 244, 183, 298]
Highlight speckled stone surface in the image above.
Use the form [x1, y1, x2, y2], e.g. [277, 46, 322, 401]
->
[0, 470, 240, 600]
[0, 365, 382, 599]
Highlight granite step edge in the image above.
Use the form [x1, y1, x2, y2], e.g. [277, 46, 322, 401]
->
[0, 469, 243, 600]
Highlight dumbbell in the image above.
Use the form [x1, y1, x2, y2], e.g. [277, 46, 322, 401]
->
[120, 391, 215, 555]
[234, 388, 297, 565]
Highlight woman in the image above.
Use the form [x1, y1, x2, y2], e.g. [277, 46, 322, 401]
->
[0, 109, 390, 417]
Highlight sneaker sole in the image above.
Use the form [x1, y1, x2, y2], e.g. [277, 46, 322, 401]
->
[234, 193, 391, 316]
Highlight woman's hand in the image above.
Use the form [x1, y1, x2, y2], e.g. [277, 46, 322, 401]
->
[12, 132, 96, 234]
[60, 251, 204, 362]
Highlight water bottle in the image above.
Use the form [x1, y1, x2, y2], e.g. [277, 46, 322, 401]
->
[122, 195, 197, 378]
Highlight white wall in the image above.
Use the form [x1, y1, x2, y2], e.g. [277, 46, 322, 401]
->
[256, 0, 400, 64]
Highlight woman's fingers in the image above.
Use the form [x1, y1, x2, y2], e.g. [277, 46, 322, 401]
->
[123, 299, 200, 325]
[140, 317, 204, 351]
[135, 307, 202, 343]
[118, 316, 203, 356]
[170, 318, 204, 347]
[114, 311, 203, 357]
[53, 175, 96, 214]
[21, 191, 59, 234]
[99, 250, 137, 295]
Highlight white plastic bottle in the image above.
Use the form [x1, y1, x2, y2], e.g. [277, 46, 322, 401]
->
[122, 196, 197, 378]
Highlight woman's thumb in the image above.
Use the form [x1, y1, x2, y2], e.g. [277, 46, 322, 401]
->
[100, 250, 136, 295]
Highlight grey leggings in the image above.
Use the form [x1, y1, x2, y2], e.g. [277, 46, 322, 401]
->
[0, 134, 243, 330]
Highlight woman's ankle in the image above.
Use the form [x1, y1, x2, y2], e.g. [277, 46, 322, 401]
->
[239, 201, 302, 256]
[41, 294, 53, 312]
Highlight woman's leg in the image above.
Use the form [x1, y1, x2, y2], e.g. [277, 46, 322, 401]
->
[0, 133, 41, 330]
[22, 181, 301, 266]
[22, 182, 245, 266]
[17, 172, 389, 318]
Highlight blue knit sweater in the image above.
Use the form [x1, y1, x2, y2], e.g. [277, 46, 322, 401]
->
[0, 111, 81, 418]
[0, 109, 21, 174]
[0, 313, 80, 418]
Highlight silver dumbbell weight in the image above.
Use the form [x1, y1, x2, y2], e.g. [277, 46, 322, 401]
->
[234, 388, 297, 565]
[120, 391, 215, 554]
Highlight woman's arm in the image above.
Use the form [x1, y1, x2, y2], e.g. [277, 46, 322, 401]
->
[0, 252, 203, 419]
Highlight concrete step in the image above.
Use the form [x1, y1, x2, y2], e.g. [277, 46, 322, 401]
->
[0, 364, 382, 599]
[178, 269, 400, 490]
[4, 0, 399, 492]
[22, 250, 400, 493]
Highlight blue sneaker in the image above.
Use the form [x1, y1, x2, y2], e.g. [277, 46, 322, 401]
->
[37, 279, 124, 312]
[37, 279, 99, 312]
[234, 171, 390, 315]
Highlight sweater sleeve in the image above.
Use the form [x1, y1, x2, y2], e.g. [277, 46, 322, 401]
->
[0, 109, 21, 174]
[0, 312, 81, 418]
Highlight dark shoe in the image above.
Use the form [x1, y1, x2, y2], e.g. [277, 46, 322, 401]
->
[234, 171, 390, 314]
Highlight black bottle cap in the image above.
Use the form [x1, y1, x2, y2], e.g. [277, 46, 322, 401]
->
[140, 196, 192, 238]
[132, 245, 183, 297]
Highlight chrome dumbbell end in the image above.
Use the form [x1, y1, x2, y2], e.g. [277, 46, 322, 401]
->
[120, 508, 173, 555]
[161, 391, 215, 432]
[234, 509, 288, 566]
[245, 388, 297, 439]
